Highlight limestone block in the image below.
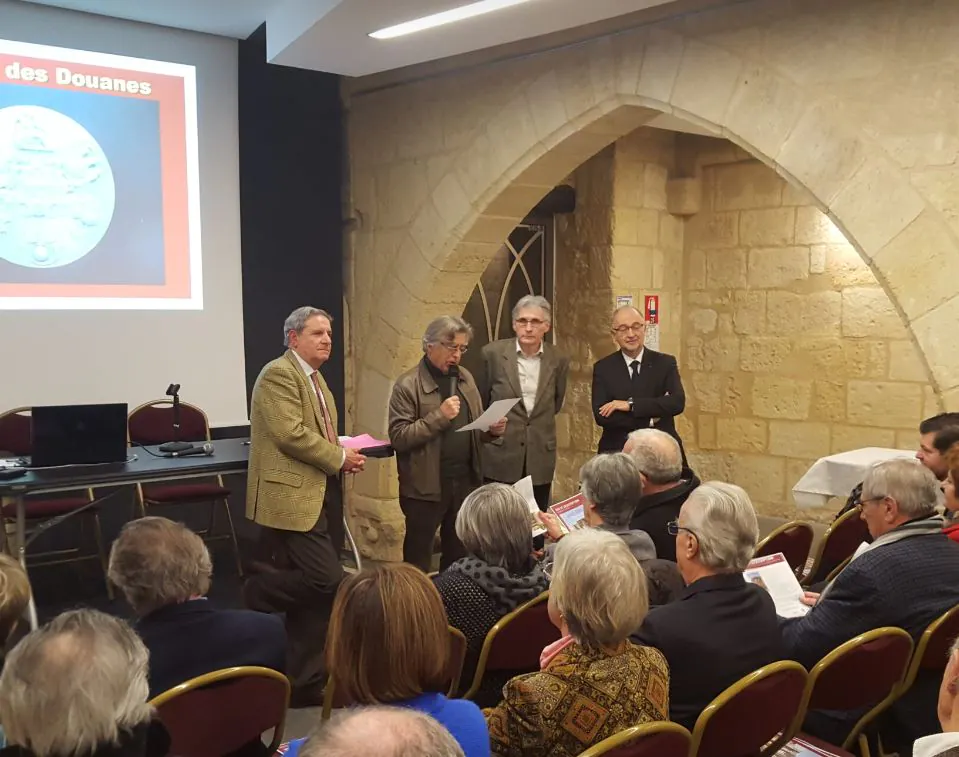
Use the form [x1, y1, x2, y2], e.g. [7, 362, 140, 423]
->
[729, 453, 787, 505]
[693, 337, 741, 372]
[687, 451, 734, 484]
[829, 156, 925, 257]
[841, 287, 909, 339]
[795, 206, 846, 246]
[671, 39, 744, 123]
[752, 376, 813, 420]
[644, 164, 669, 211]
[690, 211, 739, 249]
[556, 412, 571, 449]
[811, 380, 847, 423]
[739, 208, 796, 247]
[689, 371, 722, 413]
[732, 291, 767, 334]
[525, 70, 573, 144]
[636, 27, 685, 103]
[740, 337, 793, 373]
[767, 291, 841, 337]
[809, 244, 826, 275]
[611, 245, 654, 290]
[912, 295, 959, 392]
[349, 494, 406, 562]
[872, 210, 959, 322]
[484, 183, 555, 218]
[782, 182, 815, 207]
[788, 337, 887, 380]
[713, 162, 784, 211]
[698, 414, 717, 449]
[847, 381, 922, 429]
[888, 340, 930, 383]
[666, 178, 702, 217]
[687, 248, 707, 290]
[724, 64, 807, 160]
[689, 308, 718, 334]
[768, 421, 830, 458]
[659, 213, 684, 252]
[911, 168, 959, 240]
[821, 243, 876, 287]
[612, 163, 645, 209]
[895, 430, 919, 451]
[748, 247, 810, 288]
[831, 425, 896, 454]
[716, 417, 768, 452]
[925, 385, 945, 418]
[706, 249, 748, 288]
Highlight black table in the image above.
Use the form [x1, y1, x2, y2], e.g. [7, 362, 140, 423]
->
[0, 438, 363, 628]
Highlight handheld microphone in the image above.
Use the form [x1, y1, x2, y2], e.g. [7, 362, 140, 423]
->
[447, 364, 459, 398]
[168, 443, 214, 458]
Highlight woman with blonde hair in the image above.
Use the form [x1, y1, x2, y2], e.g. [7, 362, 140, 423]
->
[283, 563, 489, 757]
[485, 529, 669, 757]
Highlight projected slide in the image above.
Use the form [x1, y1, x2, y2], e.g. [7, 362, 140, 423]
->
[0, 40, 201, 309]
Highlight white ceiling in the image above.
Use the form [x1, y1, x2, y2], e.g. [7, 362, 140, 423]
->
[17, 0, 685, 77]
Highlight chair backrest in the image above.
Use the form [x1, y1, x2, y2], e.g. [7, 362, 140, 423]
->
[0, 407, 32, 456]
[463, 591, 560, 700]
[128, 400, 211, 445]
[900, 605, 959, 696]
[150, 666, 290, 756]
[578, 722, 691, 757]
[322, 626, 468, 720]
[690, 661, 808, 757]
[754, 521, 815, 575]
[805, 508, 869, 585]
[803, 627, 914, 749]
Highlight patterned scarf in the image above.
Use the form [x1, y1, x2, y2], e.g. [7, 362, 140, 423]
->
[448, 556, 548, 614]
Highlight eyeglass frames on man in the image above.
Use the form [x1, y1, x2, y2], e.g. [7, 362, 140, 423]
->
[611, 323, 647, 335]
[440, 342, 469, 354]
[667, 519, 697, 538]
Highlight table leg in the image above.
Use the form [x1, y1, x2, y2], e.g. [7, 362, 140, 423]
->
[12, 495, 38, 630]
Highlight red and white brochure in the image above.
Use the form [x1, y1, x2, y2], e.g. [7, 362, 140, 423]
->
[549, 493, 588, 535]
[743, 552, 810, 618]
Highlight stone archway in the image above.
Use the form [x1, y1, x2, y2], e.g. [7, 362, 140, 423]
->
[346, 0, 959, 559]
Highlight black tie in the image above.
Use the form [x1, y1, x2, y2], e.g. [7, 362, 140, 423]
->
[630, 360, 641, 396]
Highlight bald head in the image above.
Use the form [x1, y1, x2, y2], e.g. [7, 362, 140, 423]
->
[611, 305, 643, 323]
[625, 429, 682, 489]
[300, 706, 464, 757]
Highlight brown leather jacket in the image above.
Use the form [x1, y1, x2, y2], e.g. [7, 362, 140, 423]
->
[388, 360, 485, 501]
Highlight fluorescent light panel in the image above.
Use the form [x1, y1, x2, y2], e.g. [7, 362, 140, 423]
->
[369, 0, 534, 40]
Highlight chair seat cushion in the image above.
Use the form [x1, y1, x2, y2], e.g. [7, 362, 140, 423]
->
[3, 497, 94, 519]
[143, 483, 230, 504]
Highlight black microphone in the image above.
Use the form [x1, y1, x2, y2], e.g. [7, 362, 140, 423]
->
[447, 364, 459, 398]
[168, 443, 214, 458]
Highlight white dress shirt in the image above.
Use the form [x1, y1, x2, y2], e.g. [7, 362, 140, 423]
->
[291, 350, 345, 467]
[516, 340, 544, 414]
[622, 348, 645, 376]
[913, 731, 959, 757]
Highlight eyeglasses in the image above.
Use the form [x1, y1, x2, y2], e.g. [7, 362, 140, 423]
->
[515, 318, 546, 327]
[857, 496, 886, 511]
[667, 519, 697, 538]
[612, 323, 647, 335]
[440, 343, 469, 355]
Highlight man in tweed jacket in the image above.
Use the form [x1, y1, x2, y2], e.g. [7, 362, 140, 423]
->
[781, 459, 959, 752]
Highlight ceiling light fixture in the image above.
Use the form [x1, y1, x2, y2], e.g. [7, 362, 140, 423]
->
[369, 0, 535, 40]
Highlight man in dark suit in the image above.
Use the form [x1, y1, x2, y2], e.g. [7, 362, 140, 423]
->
[479, 295, 569, 510]
[591, 305, 686, 457]
[107, 517, 286, 700]
[632, 482, 785, 730]
[782, 458, 959, 752]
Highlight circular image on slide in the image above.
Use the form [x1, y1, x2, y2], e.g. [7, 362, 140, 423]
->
[0, 105, 116, 269]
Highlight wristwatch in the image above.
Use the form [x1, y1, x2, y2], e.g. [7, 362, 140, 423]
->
[627, 397, 634, 411]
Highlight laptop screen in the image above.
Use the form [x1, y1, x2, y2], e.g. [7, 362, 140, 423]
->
[30, 404, 129, 468]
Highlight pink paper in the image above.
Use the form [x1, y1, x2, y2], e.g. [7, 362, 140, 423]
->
[340, 433, 389, 449]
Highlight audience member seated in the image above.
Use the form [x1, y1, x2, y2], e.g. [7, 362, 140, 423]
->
[484, 529, 669, 757]
[0, 555, 30, 670]
[783, 458, 959, 751]
[433, 483, 549, 698]
[913, 635, 959, 757]
[0, 609, 170, 757]
[632, 481, 784, 730]
[943, 443, 959, 540]
[285, 563, 489, 757]
[108, 516, 286, 699]
[298, 707, 465, 757]
[540, 453, 682, 605]
[624, 429, 701, 561]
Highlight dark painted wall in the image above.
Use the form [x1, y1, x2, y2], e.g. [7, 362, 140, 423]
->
[238, 25, 345, 429]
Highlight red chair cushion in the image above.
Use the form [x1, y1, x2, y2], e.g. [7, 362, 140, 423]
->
[2, 497, 94, 518]
[143, 483, 230, 504]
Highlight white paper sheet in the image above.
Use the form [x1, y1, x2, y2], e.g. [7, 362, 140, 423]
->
[513, 475, 547, 537]
[743, 552, 810, 618]
[457, 398, 519, 432]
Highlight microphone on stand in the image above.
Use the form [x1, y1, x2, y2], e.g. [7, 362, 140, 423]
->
[447, 364, 459, 399]
[159, 383, 193, 453]
[167, 443, 214, 458]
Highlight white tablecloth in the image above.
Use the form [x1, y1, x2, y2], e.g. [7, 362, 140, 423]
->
[791, 447, 915, 508]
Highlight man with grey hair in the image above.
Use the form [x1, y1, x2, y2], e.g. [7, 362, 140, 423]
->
[632, 481, 784, 729]
[389, 315, 506, 571]
[244, 306, 365, 708]
[479, 295, 569, 510]
[298, 706, 465, 757]
[0, 609, 170, 757]
[624, 428, 700, 561]
[109, 516, 285, 699]
[781, 458, 959, 750]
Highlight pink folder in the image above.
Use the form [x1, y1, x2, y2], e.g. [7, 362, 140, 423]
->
[340, 433, 389, 449]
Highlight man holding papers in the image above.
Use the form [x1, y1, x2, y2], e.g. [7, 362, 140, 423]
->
[388, 316, 507, 571]
[479, 296, 569, 510]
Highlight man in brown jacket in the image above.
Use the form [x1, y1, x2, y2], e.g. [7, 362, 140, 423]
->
[244, 306, 365, 707]
[388, 315, 506, 571]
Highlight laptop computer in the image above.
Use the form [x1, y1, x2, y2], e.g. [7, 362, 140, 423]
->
[30, 403, 129, 468]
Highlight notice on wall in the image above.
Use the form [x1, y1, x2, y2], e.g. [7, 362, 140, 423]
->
[644, 294, 660, 351]
[615, 294, 633, 309]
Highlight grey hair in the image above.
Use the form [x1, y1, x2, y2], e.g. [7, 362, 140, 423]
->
[551, 529, 649, 650]
[0, 609, 152, 757]
[283, 306, 333, 347]
[108, 517, 213, 616]
[300, 706, 465, 757]
[612, 304, 644, 323]
[683, 482, 759, 573]
[951, 634, 959, 659]
[456, 483, 533, 574]
[580, 453, 642, 528]
[421, 316, 473, 352]
[512, 295, 552, 323]
[626, 429, 682, 485]
[862, 458, 939, 519]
